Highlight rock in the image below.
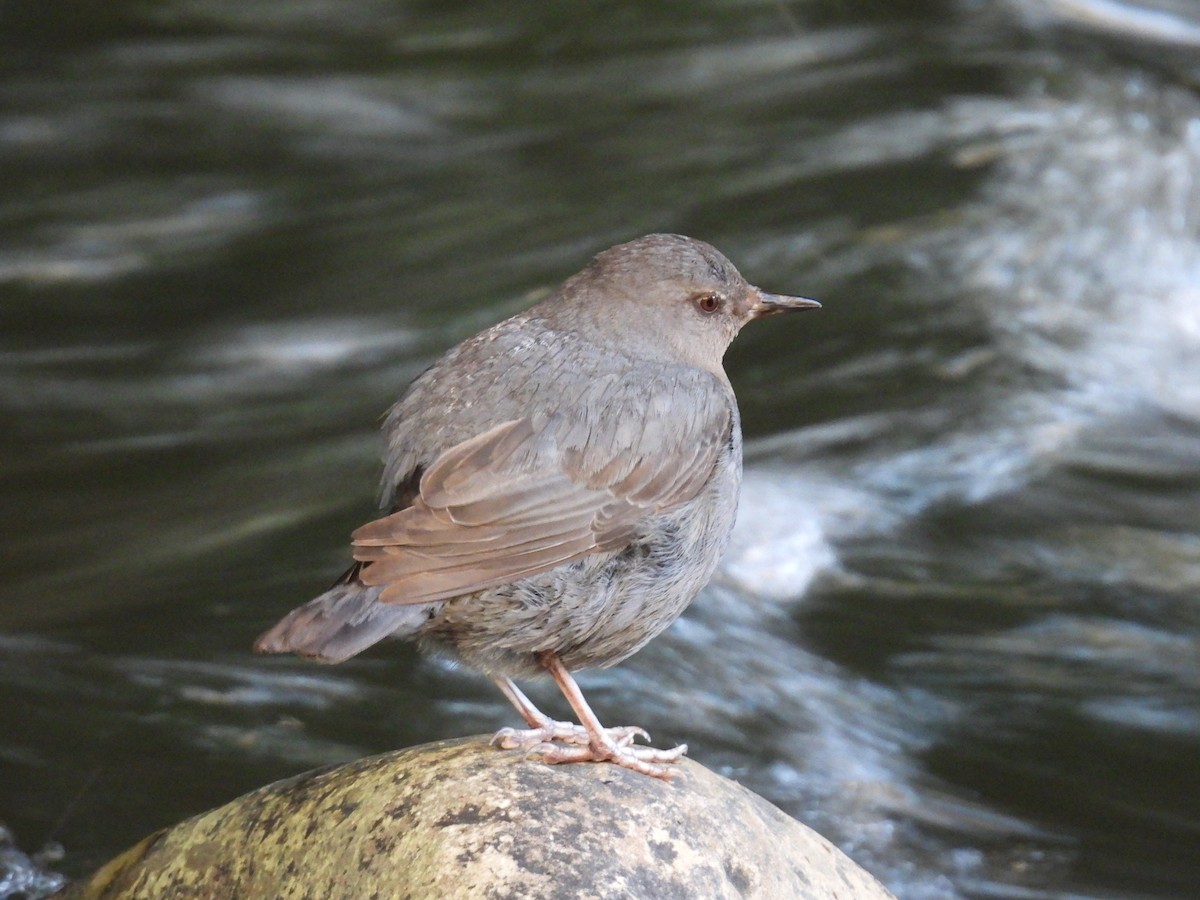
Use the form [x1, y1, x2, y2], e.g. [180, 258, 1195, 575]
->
[58, 737, 895, 900]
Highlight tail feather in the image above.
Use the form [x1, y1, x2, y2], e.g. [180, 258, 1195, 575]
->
[254, 579, 439, 664]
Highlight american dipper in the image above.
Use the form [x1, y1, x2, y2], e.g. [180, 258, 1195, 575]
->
[255, 233, 819, 778]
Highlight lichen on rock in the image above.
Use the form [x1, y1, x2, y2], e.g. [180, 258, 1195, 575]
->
[57, 737, 895, 900]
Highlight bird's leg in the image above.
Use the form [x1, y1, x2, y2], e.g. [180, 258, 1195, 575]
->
[490, 674, 648, 749]
[490, 675, 590, 748]
[525, 651, 688, 780]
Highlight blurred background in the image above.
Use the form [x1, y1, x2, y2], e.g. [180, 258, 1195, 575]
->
[2, 0, 1199, 897]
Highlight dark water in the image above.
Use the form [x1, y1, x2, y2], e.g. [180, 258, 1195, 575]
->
[3, 1, 1200, 897]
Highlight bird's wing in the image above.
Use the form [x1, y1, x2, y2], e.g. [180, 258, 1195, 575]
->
[351, 370, 732, 605]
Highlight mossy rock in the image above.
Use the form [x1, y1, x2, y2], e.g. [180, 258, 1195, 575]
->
[60, 736, 894, 900]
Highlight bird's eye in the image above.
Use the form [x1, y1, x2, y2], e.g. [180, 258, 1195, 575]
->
[693, 293, 722, 314]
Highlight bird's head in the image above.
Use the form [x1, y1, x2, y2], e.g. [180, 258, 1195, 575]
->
[543, 233, 819, 377]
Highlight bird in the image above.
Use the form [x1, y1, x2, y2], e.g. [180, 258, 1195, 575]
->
[255, 233, 820, 779]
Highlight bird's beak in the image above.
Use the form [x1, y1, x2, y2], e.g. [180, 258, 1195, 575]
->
[749, 289, 822, 318]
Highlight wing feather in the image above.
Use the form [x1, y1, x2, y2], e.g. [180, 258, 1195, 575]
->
[351, 368, 732, 605]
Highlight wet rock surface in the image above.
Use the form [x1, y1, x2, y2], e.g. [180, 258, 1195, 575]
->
[58, 737, 894, 900]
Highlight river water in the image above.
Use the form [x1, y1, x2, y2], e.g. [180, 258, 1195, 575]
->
[2, 1, 1199, 897]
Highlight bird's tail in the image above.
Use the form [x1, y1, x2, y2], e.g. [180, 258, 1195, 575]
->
[254, 565, 438, 664]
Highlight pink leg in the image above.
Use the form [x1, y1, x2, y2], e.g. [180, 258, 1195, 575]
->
[525, 651, 688, 781]
[490, 674, 647, 749]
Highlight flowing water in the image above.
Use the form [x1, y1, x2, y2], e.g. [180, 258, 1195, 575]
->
[2, 1, 1199, 897]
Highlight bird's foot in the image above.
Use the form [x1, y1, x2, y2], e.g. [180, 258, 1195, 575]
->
[491, 721, 648, 751]
[490, 659, 686, 779]
[528, 732, 688, 781]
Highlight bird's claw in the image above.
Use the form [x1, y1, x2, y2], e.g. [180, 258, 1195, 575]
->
[491, 722, 652, 750]
[525, 738, 689, 781]
[491, 721, 592, 750]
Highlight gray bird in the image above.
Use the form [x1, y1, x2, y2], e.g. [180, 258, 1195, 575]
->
[255, 233, 819, 778]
